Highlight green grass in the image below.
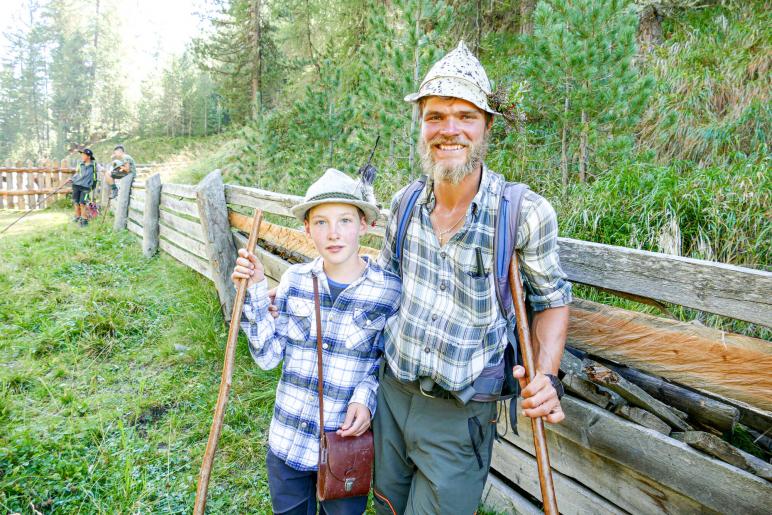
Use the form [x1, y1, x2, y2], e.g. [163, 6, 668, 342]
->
[0, 211, 280, 513]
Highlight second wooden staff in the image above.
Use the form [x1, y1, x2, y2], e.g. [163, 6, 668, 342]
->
[193, 208, 263, 515]
[509, 252, 559, 514]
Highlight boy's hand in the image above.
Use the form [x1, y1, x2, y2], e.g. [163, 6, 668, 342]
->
[513, 366, 565, 424]
[231, 248, 265, 288]
[337, 402, 371, 437]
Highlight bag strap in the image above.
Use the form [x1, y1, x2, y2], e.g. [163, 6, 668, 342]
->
[493, 182, 528, 320]
[313, 275, 326, 437]
[395, 176, 427, 276]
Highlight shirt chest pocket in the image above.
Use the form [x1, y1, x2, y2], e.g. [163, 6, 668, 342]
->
[286, 297, 315, 343]
[454, 249, 497, 327]
[344, 308, 386, 350]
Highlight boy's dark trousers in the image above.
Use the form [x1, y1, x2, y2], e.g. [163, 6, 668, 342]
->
[266, 448, 367, 515]
[372, 367, 497, 515]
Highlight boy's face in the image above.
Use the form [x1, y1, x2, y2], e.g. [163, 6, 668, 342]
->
[304, 203, 367, 267]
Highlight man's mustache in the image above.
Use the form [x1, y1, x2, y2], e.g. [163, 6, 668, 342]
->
[427, 136, 471, 147]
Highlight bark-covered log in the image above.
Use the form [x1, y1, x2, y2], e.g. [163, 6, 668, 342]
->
[585, 363, 692, 431]
[614, 364, 739, 434]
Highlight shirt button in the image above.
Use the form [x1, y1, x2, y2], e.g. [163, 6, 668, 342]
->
[322, 343, 329, 350]
[439, 282, 446, 291]
[440, 252, 447, 259]
[300, 422, 308, 429]
[364, 320, 371, 327]
[431, 314, 438, 321]
[424, 346, 430, 353]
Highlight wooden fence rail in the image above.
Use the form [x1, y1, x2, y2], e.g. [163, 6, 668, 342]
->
[109, 169, 771, 515]
[0, 162, 77, 210]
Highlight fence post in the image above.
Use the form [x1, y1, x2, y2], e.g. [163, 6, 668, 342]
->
[100, 163, 110, 208]
[142, 173, 162, 257]
[196, 169, 237, 320]
[113, 173, 135, 231]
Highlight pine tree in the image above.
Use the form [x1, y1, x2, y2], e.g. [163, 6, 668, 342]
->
[525, 0, 653, 186]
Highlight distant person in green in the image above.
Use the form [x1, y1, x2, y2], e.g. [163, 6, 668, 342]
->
[71, 148, 98, 227]
[106, 144, 136, 199]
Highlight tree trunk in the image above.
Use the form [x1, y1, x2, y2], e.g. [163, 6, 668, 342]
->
[305, 0, 321, 76]
[251, 0, 262, 118]
[407, 10, 422, 172]
[561, 95, 569, 189]
[579, 109, 588, 182]
[203, 96, 208, 135]
[520, 0, 535, 36]
[475, 0, 482, 53]
[637, 5, 663, 53]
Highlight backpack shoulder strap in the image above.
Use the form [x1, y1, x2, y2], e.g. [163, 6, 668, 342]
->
[395, 175, 427, 276]
[493, 182, 528, 319]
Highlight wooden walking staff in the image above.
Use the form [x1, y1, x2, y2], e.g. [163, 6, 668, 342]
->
[194, 208, 263, 514]
[509, 252, 559, 514]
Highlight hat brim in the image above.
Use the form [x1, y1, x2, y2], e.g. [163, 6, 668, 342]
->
[290, 198, 381, 225]
[404, 76, 500, 115]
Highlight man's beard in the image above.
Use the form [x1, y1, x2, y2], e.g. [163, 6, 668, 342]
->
[418, 132, 489, 185]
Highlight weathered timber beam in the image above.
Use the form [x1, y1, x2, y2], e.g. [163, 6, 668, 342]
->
[613, 404, 671, 435]
[569, 298, 772, 411]
[585, 363, 692, 431]
[672, 431, 772, 480]
[548, 396, 772, 514]
[558, 237, 772, 327]
[490, 439, 625, 515]
[497, 414, 708, 514]
[482, 475, 541, 515]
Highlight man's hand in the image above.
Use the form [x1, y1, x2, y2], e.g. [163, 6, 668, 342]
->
[337, 402, 371, 437]
[513, 366, 565, 424]
[231, 248, 265, 288]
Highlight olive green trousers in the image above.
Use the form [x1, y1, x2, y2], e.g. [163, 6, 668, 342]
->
[372, 368, 497, 515]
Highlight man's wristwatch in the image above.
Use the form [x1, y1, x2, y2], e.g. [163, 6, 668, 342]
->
[545, 373, 565, 400]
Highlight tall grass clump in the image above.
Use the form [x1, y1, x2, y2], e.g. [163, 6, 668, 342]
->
[638, 2, 770, 164]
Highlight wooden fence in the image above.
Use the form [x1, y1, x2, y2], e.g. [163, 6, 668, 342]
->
[0, 161, 77, 210]
[111, 169, 771, 514]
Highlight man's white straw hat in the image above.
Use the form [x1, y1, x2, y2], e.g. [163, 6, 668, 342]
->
[404, 41, 499, 115]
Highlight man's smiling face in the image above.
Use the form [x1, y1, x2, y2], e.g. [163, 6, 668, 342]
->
[418, 96, 491, 184]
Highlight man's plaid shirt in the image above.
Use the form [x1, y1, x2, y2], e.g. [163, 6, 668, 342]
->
[378, 165, 572, 392]
[241, 256, 401, 471]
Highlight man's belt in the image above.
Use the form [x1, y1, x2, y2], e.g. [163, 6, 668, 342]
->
[384, 365, 503, 404]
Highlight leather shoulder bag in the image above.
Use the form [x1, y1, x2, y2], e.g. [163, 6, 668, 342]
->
[312, 275, 374, 501]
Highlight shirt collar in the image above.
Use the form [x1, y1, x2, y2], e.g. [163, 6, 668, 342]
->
[302, 255, 384, 286]
[418, 163, 492, 217]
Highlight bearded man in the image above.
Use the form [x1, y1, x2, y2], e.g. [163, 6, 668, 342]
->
[373, 42, 572, 515]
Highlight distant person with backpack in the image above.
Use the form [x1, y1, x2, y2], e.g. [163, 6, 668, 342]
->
[106, 144, 137, 199]
[372, 42, 572, 514]
[71, 148, 98, 227]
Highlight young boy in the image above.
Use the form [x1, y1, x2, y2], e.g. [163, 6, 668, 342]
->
[71, 148, 97, 227]
[231, 168, 401, 515]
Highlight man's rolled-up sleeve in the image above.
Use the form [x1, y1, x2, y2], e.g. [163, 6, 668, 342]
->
[516, 193, 572, 312]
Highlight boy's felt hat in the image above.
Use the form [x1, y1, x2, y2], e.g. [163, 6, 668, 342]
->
[404, 40, 499, 115]
[290, 168, 380, 225]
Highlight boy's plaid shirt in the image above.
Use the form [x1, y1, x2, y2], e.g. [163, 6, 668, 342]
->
[378, 165, 572, 392]
[241, 256, 401, 471]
